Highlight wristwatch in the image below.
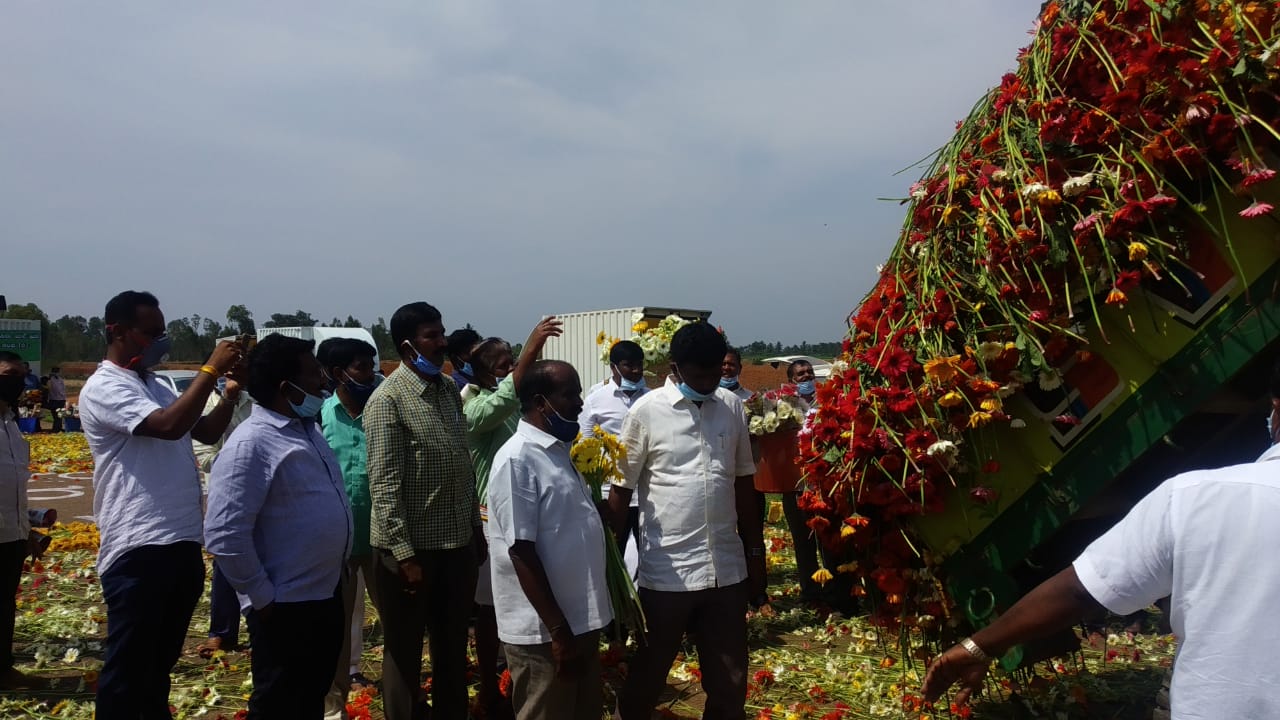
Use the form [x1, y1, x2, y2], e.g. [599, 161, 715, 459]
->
[960, 637, 990, 662]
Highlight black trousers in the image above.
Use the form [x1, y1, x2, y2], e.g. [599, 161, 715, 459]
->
[245, 592, 344, 720]
[373, 546, 478, 720]
[97, 542, 205, 720]
[0, 539, 26, 670]
[619, 582, 749, 720]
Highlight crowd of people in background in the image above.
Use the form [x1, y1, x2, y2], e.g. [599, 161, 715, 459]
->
[0, 289, 801, 720]
[8, 289, 1280, 719]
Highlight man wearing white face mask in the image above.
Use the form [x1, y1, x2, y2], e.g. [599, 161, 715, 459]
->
[205, 334, 353, 719]
[579, 341, 648, 553]
[461, 316, 562, 720]
[79, 290, 244, 718]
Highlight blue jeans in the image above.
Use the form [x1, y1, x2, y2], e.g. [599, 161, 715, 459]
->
[97, 542, 204, 720]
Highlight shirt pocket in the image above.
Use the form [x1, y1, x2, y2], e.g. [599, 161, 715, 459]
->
[708, 432, 730, 476]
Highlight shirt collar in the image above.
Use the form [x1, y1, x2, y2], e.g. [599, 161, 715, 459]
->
[394, 361, 444, 396]
[254, 403, 303, 429]
[1260, 443, 1280, 463]
[517, 418, 562, 449]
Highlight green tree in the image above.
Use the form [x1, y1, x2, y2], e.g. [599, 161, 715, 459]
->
[369, 317, 395, 360]
[264, 310, 317, 328]
[226, 305, 255, 335]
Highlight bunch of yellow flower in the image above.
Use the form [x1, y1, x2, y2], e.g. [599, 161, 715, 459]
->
[569, 428, 645, 636]
[570, 427, 625, 495]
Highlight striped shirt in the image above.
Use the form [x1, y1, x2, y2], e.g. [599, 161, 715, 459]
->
[366, 363, 481, 560]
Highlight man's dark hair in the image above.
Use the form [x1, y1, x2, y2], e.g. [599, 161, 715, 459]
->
[316, 337, 343, 372]
[725, 348, 742, 364]
[518, 360, 574, 413]
[247, 334, 316, 406]
[103, 290, 160, 328]
[471, 337, 511, 377]
[787, 359, 814, 381]
[51, 367, 60, 373]
[327, 338, 377, 372]
[0, 351, 21, 365]
[447, 327, 483, 362]
[609, 340, 644, 365]
[390, 302, 442, 348]
[669, 323, 726, 369]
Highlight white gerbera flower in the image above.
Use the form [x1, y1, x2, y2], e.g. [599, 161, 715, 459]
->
[1062, 174, 1094, 198]
[1038, 370, 1063, 391]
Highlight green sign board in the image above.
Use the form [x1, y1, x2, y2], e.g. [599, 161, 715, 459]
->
[0, 329, 42, 362]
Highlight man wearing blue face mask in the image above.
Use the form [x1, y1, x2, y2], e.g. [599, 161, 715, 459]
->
[366, 301, 486, 720]
[205, 334, 353, 719]
[79, 290, 245, 718]
[448, 326, 483, 390]
[579, 340, 648, 553]
[319, 338, 383, 719]
[610, 322, 765, 720]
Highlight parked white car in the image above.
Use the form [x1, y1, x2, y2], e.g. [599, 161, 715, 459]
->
[761, 355, 832, 380]
[152, 370, 199, 396]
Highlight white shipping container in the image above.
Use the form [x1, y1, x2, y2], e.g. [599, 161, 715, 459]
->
[541, 307, 711, 391]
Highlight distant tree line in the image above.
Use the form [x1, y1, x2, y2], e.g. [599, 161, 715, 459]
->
[1, 301, 839, 367]
[0, 302, 400, 366]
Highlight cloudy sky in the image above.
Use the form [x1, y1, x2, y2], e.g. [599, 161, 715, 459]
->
[3, 1, 1035, 345]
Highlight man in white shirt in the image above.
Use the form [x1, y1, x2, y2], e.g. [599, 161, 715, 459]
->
[205, 334, 353, 719]
[719, 349, 753, 402]
[193, 379, 254, 660]
[610, 323, 765, 720]
[923, 440, 1280, 718]
[578, 340, 647, 552]
[0, 351, 34, 690]
[78, 290, 243, 718]
[488, 360, 612, 720]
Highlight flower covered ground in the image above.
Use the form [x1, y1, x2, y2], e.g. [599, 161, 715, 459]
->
[6, 433, 1179, 719]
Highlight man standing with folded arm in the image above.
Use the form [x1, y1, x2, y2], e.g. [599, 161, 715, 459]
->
[487, 360, 612, 720]
[610, 322, 766, 720]
[204, 334, 353, 719]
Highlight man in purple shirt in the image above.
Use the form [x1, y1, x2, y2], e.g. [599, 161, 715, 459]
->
[205, 334, 353, 719]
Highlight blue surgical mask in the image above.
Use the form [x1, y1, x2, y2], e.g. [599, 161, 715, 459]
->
[720, 376, 740, 390]
[797, 380, 816, 396]
[619, 374, 645, 393]
[677, 382, 716, 403]
[405, 344, 442, 377]
[288, 382, 328, 418]
[459, 362, 474, 378]
[539, 396, 580, 443]
[135, 333, 172, 370]
[343, 373, 381, 403]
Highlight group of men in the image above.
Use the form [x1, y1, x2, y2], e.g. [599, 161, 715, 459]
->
[5, 290, 769, 720]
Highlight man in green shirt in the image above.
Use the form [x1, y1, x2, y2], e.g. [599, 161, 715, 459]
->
[366, 302, 486, 720]
[461, 316, 561, 720]
[319, 338, 381, 720]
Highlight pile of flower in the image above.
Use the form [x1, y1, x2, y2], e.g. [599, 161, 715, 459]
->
[746, 387, 811, 437]
[570, 427, 646, 635]
[797, 0, 1280, 627]
[597, 313, 694, 367]
[27, 432, 94, 474]
[46, 522, 101, 553]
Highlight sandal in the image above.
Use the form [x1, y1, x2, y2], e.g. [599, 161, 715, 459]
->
[197, 637, 229, 659]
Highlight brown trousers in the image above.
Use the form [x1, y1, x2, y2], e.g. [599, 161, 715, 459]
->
[619, 582, 748, 720]
[506, 630, 602, 720]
